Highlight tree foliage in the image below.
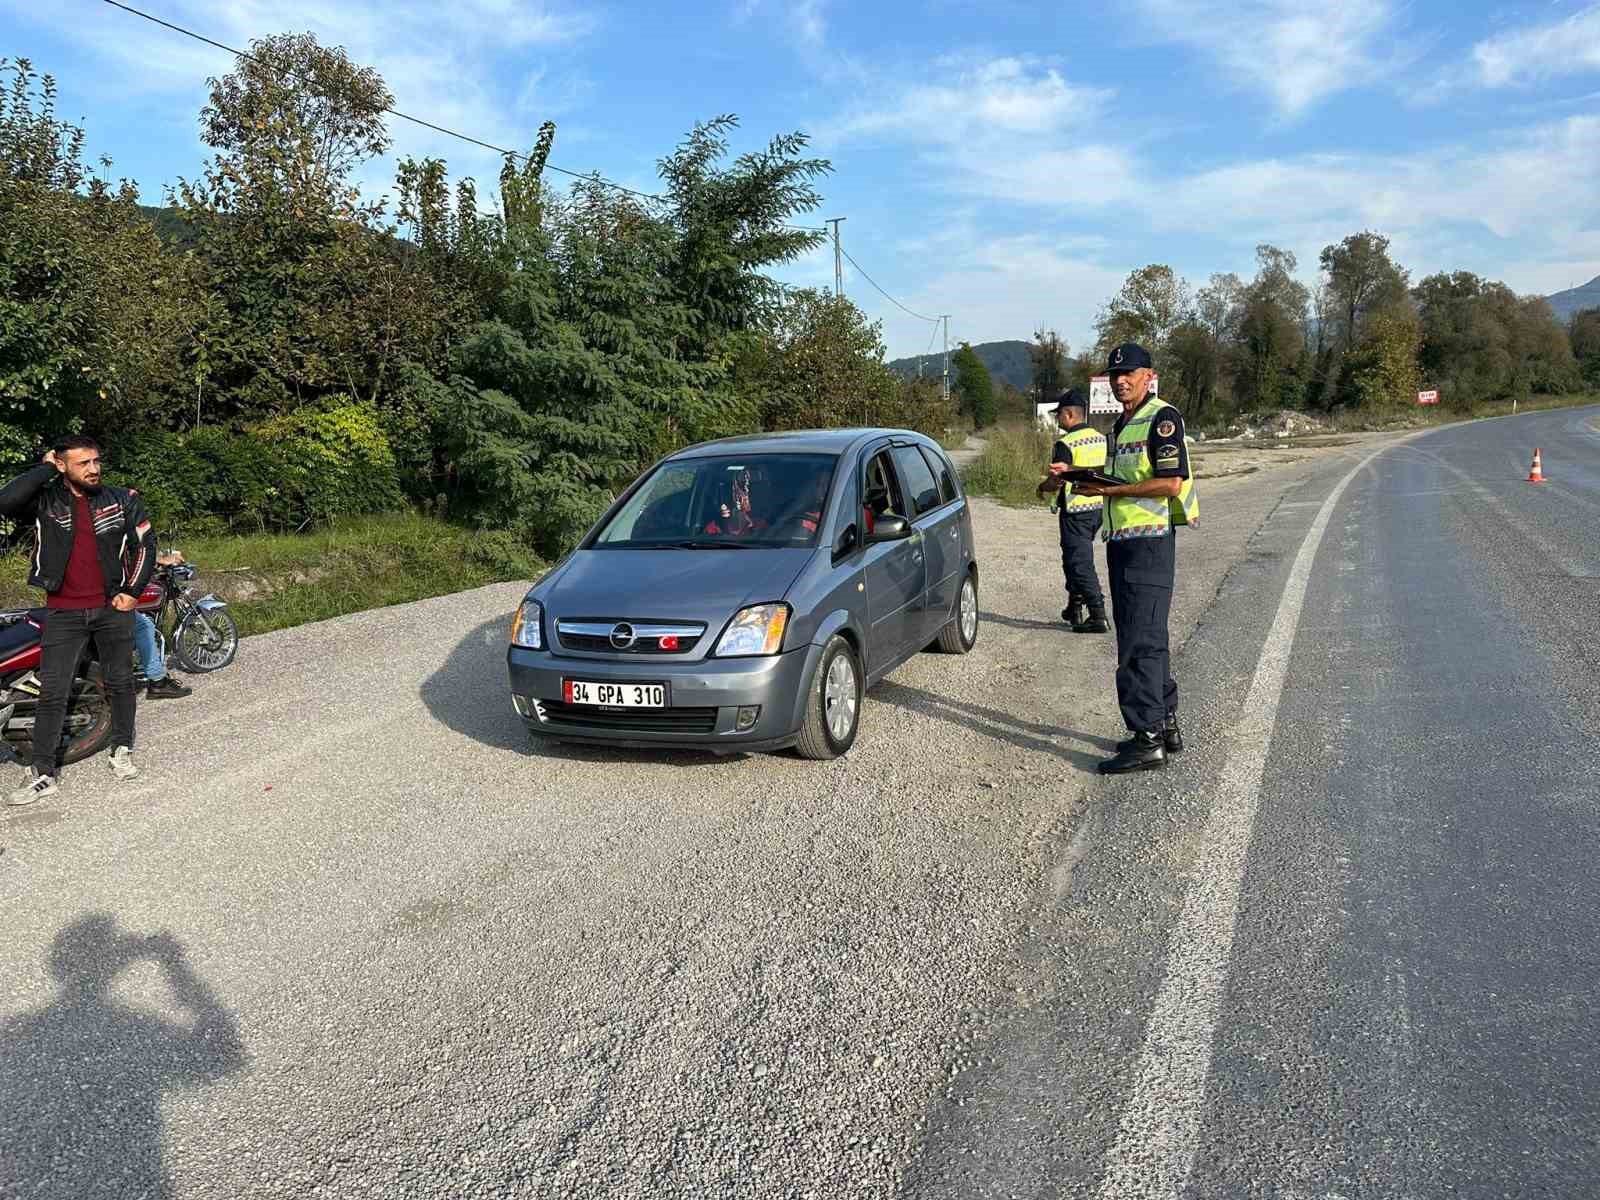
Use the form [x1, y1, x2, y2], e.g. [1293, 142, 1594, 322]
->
[1027, 328, 1068, 399]
[952, 342, 997, 428]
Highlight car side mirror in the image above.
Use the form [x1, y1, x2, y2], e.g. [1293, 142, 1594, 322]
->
[865, 514, 911, 542]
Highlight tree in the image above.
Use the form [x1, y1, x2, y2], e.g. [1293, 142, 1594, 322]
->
[1028, 328, 1068, 400]
[1319, 231, 1408, 357]
[1342, 301, 1422, 411]
[199, 32, 393, 197]
[1236, 246, 1309, 412]
[1570, 308, 1600, 386]
[742, 289, 898, 431]
[1094, 264, 1190, 357]
[172, 34, 461, 424]
[0, 58, 178, 440]
[951, 342, 996, 428]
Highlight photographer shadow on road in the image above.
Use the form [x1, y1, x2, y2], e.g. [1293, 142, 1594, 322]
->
[421, 615, 733, 767]
[0, 914, 245, 1200]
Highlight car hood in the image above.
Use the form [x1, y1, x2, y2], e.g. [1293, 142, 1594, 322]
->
[539, 547, 816, 623]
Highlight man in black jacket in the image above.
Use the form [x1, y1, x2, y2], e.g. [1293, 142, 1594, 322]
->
[0, 436, 156, 805]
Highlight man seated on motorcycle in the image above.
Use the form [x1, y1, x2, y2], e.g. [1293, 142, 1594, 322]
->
[136, 551, 193, 701]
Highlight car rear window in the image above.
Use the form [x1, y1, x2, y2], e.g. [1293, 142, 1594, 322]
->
[919, 445, 959, 505]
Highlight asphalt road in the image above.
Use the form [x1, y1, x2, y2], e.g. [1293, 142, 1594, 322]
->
[1, 407, 1596, 1198]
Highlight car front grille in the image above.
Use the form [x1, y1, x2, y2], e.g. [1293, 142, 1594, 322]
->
[555, 619, 706, 655]
[535, 701, 719, 735]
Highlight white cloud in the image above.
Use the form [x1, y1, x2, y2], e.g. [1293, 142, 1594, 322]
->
[1471, 4, 1600, 87]
[1134, 0, 1401, 117]
[831, 56, 1110, 145]
[735, 0, 827, 49]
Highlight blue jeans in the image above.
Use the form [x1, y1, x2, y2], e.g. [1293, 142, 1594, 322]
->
[133, 612, 166, 682]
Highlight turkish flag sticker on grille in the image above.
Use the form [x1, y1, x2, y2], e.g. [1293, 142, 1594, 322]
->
[659, 635, 679, 651]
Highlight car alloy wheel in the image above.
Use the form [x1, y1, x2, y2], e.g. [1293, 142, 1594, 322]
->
[824, 651, 858, 744]
[958, 576, 978, 644]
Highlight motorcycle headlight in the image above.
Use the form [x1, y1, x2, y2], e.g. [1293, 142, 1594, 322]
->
[510, 599, 543, 650]
[714, 603, 789, 658]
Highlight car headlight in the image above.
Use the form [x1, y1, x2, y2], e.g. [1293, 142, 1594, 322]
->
[510, 599, 543, 649]
[714, 603, 789, 657]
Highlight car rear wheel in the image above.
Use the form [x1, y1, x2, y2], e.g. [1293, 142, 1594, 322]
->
[796, 635, 861, 760]
[936, 571, 979, 654]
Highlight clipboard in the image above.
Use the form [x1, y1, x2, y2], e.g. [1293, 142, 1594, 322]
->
[1055, 467, 1121, 488]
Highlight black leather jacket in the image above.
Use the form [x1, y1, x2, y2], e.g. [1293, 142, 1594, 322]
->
[0, 464, 157, 602]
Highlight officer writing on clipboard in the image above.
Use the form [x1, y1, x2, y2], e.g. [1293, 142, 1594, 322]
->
[1036, 388, 1108, 634]
[1050, 343, 1198, 774]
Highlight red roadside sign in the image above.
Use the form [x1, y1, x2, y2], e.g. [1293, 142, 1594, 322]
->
[1417, 389, 1439, 405]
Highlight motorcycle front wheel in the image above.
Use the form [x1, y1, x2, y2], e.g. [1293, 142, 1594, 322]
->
[173, 608, 239, 673]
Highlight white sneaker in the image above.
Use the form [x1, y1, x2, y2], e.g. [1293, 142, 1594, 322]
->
[8, 771, 58, 806]
[109, 746, 139, 781]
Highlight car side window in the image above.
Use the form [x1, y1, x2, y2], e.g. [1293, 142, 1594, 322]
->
[892, 446, 941, 516]
[919, 445, 959, 505]
[863, 449, 907, 533]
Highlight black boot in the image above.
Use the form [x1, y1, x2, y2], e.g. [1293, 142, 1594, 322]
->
[1061, 593, 1082, 625]
[1099, 729, 1167, 774]
[1118, 715, 1182, 754]
[1074, 601, 1109, 634]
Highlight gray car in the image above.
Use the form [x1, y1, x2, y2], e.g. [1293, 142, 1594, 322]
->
[506, 428, 980, 758]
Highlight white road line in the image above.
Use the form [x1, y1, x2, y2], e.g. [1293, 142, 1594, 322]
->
[1094, 444, 1392, 1199]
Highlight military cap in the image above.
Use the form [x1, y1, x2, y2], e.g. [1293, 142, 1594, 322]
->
[1049, 386, 1089, 413]
[1105, 343, 1153, 373]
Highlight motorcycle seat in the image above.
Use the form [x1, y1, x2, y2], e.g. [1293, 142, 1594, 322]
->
[0, 609, 47, 660]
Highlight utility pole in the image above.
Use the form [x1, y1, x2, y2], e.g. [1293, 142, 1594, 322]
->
[826, 217, 845, 298]
[940, 315, 951, 403]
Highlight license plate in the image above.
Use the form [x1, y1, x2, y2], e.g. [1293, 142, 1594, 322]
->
[563, 680, 665, 708]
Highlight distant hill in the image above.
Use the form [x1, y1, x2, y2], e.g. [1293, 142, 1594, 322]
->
[888, 339, 1033, 393]
[1545, 275, 1600, 322]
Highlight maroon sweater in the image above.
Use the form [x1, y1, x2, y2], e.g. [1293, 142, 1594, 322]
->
[48, 492, 109, 610]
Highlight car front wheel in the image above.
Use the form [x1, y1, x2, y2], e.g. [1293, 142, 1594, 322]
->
[795, 634, 862, 760]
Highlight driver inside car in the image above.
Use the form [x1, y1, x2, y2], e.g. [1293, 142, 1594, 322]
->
[703, 470, 768, 536]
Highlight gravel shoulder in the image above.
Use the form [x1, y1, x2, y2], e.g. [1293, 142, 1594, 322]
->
[0, 433, 1402, 1199]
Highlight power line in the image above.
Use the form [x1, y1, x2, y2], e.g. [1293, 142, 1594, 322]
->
[839, 246, 939, 323]
[102, 0, 666, 200]
[102, 2, 925, 311]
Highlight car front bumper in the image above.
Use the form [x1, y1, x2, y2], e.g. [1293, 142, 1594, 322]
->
[506, 643, 818, 751]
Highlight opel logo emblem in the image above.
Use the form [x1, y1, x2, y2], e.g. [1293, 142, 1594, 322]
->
[609, 622, 637, 649]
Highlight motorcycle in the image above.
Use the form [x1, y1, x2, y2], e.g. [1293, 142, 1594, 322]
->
[0, 558, 237, 767]
[0, 609, 113, 766]
[132, 559, 239, 678]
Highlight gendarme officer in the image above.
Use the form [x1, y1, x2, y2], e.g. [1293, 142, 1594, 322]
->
[1036, 387, 1108, 633]
[1051, 343, 1197, 774]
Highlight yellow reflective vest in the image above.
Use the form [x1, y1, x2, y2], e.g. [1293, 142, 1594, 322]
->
[1051, 425, 1108, 513]
[1104, 396, 1199, 542]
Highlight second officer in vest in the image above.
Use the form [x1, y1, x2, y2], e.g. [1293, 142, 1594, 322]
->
[1037, 388, 1108, 633]
[1050, 342, 1197, 774]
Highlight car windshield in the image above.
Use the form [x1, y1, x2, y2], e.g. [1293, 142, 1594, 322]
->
[594, 453, 838, 549]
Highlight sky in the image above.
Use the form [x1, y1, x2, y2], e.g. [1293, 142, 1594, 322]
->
[6, 0, 1600, 359]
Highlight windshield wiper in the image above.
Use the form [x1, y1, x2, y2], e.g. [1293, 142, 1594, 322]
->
[674, 539, 759, 549]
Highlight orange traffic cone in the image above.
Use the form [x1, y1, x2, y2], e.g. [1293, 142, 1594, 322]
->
[1527, 448, 1546, 483]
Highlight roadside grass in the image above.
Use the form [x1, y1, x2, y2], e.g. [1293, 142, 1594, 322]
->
[961, 421, 1056, 507]
[0, 512, 544, 636]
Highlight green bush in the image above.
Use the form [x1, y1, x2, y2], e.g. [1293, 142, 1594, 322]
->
[111, 399, 404, 533]
[255, 400, 405, 525]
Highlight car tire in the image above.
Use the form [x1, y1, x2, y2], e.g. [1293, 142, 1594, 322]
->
[796, 635, 862, 760]
[936, 571, 979, 654]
